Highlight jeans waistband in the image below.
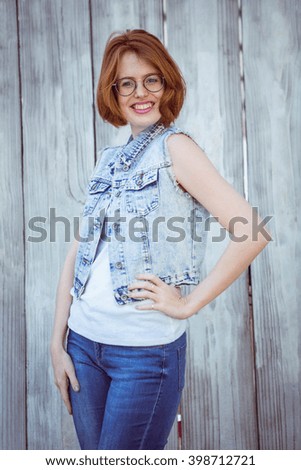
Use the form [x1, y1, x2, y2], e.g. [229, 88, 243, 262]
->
[68, 328, 186, 351]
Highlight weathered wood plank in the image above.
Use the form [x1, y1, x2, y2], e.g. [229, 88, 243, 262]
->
[242, 0, 301, 449]
[18, 0, 94, 449]
[0, 0, 26, 450]
[166, 0, 258, 449]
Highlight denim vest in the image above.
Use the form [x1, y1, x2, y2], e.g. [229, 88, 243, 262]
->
[73, 123, 209, 305]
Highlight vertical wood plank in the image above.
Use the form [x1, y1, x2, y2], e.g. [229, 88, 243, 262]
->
[19, 0, 94, 449]
[242, 0, 301, 449]
[166, 0, 258, 449]
[0, 0, 26, 450]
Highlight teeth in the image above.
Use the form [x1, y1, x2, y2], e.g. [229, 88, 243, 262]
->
[133, 103, 153, 110]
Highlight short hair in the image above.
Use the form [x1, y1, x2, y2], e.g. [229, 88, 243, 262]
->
[96, 29, 186, 128]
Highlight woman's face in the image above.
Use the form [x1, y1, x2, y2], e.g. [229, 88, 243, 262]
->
[116, 52, 164, 137]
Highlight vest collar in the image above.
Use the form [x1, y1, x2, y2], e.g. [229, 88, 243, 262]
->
[116, 121, 166, 172]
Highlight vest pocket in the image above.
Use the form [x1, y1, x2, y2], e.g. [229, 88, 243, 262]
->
[125, 168, 159, 216]
[83, 177, 111, 216]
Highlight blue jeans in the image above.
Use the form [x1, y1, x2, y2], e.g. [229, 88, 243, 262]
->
[67, 329, 186, 450]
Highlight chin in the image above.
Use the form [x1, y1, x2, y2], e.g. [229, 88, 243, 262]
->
[133, 113, 161, 125]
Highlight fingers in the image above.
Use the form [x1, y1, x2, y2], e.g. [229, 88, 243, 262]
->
[53, 352, 80, 415]
[128, 279, 158, 292]
[134, 273, 165, 287]
[58, 376, 73, 415]
[128, 278, 159, 301]
[129, 290, 157, 301]
[65, 356, 80, 393]
[127, 274, 189, 317]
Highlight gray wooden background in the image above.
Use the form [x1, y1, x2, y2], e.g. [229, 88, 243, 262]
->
[1, 0, 300, 450]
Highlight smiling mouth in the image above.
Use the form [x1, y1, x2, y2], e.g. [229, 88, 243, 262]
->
[131, 102, 154, 110]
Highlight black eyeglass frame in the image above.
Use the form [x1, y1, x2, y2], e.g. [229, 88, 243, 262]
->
[112, 74, 165, 97]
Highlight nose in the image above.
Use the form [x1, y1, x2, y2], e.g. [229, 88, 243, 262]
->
[134, 80, 148, 98]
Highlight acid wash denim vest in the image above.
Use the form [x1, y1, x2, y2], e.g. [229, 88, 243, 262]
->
[72, 122, 209, 305]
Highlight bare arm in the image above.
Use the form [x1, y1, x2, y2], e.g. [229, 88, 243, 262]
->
[128, 134, 272, 317]
[50, 236, 80, 414]
[169, 134, 272, 314]
[51, 237, 79, 349]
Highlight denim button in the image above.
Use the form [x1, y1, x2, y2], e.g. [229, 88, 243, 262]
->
[123, 164, 129, 171]
[115, 261, 122, 269]
[115, 190, 121, 197]
[121, 294, 128, 301]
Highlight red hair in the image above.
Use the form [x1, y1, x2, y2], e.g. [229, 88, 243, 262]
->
[96, 29, 186, 127]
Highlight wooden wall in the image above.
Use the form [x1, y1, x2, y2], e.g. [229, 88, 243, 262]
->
[0, 0, 300, 450]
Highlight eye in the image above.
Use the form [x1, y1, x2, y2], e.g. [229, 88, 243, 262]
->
[120, 79, 134, 88]
[145, 75, 160, 85]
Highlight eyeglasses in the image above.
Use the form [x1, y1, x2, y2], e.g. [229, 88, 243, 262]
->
[113, 74, 165, 96]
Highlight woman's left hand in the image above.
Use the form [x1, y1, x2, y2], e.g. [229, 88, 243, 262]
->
[128, 273, 193, 319]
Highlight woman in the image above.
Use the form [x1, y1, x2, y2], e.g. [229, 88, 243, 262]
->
[51, 29, 271, 450]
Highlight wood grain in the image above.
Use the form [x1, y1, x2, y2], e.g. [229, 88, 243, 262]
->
[0, 0, 26, 450]
[242, 0, 301, 450]
[166, 0, 258, 449]
[18, 0, 94, 449]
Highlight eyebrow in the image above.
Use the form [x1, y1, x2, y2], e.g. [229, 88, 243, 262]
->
[117, 72, 159, 80]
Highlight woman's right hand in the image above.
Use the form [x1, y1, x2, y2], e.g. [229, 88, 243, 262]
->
[51, 347, 80, 415]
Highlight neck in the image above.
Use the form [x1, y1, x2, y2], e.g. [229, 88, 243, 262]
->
[130, 119, 162, 139]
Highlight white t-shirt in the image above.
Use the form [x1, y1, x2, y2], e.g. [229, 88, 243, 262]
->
[68, 237, 187, 346]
